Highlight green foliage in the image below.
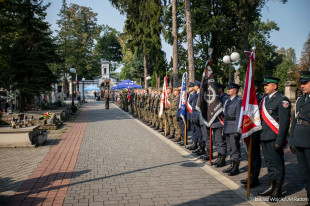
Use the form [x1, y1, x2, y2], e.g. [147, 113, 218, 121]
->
[55, 0, 102, 79]
[95, 25, 123, 69]
[273, 47, 296, 93]
[0, 0, 58, 99]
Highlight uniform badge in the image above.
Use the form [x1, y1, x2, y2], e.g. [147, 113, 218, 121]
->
[282, 100, 289, 108]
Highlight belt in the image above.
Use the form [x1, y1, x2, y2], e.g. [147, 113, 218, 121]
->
[224, 117, 236, 121]
[297, 119, 310, 126]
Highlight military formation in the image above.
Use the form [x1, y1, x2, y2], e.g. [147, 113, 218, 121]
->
[114, 71, 310, 204]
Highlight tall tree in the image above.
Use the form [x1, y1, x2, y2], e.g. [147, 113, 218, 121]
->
[55, 1, 102, 81]
[172, 0, 179, 87]
[0, 0, 59, 110]
[185, 0, 195, 82]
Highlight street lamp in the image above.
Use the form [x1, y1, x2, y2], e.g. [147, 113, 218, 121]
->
[82, 77, 85, 103]
[223, 46, 240, 82]
[70, 65, 76, 107]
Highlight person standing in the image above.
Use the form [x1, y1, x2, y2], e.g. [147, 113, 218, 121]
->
[222, 82, 242, 176]
[289, 71, 310, 205]
[258, 75, 291, 201]
[104, 90, 109, 109]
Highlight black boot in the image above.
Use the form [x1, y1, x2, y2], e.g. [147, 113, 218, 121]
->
[258, 179, 276, 196]
[228, 161, 240, 176]
[187, 141, 198, 150]
[192, 142, 201, 153]
[200, 148, 210, 161]
[215, 154, 226, 167]
[195, 143, 206, 156]
[222, 162, 234, 173]
[211, 153, 221, 165]
[269, 181, 283, 202]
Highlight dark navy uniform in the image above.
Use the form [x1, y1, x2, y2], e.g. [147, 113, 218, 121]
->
[222, 82, 242, 175]
[289, 71, 310, 203]
[258, 76, 291, 200]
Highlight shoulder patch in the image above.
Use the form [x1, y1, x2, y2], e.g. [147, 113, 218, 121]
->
[282, 100, 290, 108]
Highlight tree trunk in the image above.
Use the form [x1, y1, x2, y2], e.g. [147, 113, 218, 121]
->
[144, 54, 148, 88]
[185, 0, 195, 83]
[172, 0, 179, 87]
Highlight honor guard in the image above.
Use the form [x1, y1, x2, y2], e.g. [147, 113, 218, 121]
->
[289, 71, 310, 205]
[104, 89, 109, 109]
[222, 82, 242, 176]
[258, 75, 291, 201]
[191, 81, 205, 156]
[187, 82, 198, 150]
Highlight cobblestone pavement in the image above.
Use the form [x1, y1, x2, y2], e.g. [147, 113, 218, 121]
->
[63, 102, 252, 206]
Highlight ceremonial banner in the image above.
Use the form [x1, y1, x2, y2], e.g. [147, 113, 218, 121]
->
[237, 51, 262, 149]
[179, 72, 187, 123]
[159, 76, 169, 117]
[196, 65, 223, 127]
[127, 87, 130, 102]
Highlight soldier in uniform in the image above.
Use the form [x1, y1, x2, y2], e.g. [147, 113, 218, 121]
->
[191, 81, 205, 156]
[258, 76, 291, 201]
[221, 82, 242, 176]
[166, 86, 173, 138]
[104, 89, 109, 109]
[171, 88, 182, 142]
[187, 82, 199, 150]
[158, 89, 165, 133]
[240, 80, 262, 187]
[289, 71, 310, 205]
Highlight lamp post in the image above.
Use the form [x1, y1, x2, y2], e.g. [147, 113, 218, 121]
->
[70, 65, 76, 107]
[82, 77, 85, 103]
[223, 46, 240, 82]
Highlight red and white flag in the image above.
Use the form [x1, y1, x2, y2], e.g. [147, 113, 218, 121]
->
[237, 51, 262, 150]
[127, 87, 130, 102]
[159, 76, 170, 117]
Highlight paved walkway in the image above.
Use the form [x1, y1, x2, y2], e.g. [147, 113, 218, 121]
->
[1, 102, 308, 206]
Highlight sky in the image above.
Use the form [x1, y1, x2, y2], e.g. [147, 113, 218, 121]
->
[44, 0, 310, 65]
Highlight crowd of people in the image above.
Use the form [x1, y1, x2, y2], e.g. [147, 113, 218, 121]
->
[115, 71, 310, 204]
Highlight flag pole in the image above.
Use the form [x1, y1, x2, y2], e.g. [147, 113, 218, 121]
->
[247, 47, 256, 199]
[165, 70, 168, 137]
[184, 66, 188, 146]
[209, 127, 212, 164]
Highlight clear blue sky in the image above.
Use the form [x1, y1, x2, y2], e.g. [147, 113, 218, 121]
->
[44, 0, 309, 63]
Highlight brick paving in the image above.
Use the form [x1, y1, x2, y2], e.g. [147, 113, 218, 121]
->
[4, 106, 90, 206]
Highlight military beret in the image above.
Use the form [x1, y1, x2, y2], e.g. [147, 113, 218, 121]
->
[228, 82, 241, 90]
[216, 82, 225, 89]
[299, 70, 310, 83]
[262, 75, 280, 85]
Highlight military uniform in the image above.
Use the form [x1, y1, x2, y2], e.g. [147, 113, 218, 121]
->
[222, 82, 242, 176]
[104, 91, 109, 109]
[258, 76, 291, 201]
[187, 83, 198, 150]
[289, 71, 310, 204]
[170, 88, 181, 141]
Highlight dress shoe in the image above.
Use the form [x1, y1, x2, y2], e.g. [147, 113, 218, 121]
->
[228, 161, 240, 176]
[211, 153, 221, 165]
[240, 178, 247, 185]
[178, 141, 184, 146]
[195, 147, 206, 156]
[168, 134, 174, 139]
[187, 141, 198, 150]
[258, 179, 275, 196]
[192, 148, 201, 153]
